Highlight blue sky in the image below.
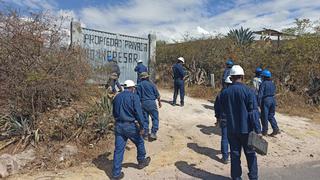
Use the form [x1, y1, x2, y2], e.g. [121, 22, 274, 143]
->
[3, 0, 320, 41]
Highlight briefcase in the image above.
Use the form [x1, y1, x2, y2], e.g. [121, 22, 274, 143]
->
[248, 131, 268, 155]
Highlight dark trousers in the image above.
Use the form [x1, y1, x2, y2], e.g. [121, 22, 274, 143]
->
[173, 79, 185, 105]
[261, 97, 279, 133]
[228, 133, 258, 180]
[142, 100, 159, 135]
[112, 122, 146, 177]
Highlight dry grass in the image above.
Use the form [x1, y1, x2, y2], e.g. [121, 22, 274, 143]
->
[276, 90, 320, 123]
[185, 85, 219, 101]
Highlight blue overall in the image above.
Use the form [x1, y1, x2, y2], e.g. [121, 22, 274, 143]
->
[112, 90, 147, 177]
[214, 90, 229, 161]
[258, 80, 279, 133]
[134, 63, 148, 83]
[222, 67, 231, 88]
[221, 82, 261, 180]
[136, 79, 160, 135]
[172, 63, 185, 105]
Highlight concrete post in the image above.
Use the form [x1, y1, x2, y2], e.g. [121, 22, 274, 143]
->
[210, 74, 215, 88]
[148, 34, 157, 82]
[70, 21, 82, 46]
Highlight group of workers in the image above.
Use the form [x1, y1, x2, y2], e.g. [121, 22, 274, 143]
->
[214, 59, 280, 180]
[108, 55, 280, 180]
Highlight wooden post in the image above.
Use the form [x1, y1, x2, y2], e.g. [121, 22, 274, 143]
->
[210, 74, 215, 88]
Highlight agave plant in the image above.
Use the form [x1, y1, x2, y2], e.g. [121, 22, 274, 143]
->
[96, 96, 112, 113]
[8, 115, 31, 136]
[75, 112, 90, 128]
[227, 27, 255, 46]
[95, 116, 110, 135]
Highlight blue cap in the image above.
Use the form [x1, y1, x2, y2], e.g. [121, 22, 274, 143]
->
[107, 55, 113, 61]
[226, 59, 234, 66]
[262, 69, 271, 78]
[256, 67, 263, 73]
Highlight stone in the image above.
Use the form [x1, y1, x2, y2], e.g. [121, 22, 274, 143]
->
[0, 154, 19, 178]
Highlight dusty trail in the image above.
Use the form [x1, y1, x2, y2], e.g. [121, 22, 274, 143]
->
[9, 90, 320, 180]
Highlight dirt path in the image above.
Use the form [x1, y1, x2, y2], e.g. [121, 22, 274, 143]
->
[9, 90, 320, 180]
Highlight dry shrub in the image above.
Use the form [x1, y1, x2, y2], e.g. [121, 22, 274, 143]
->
[0, 10, 91, 118]
[186, 85, 218, 100]
[156, 35, 320, 107]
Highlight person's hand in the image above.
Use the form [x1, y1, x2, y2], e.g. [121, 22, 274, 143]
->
[139, 129, 145, 136]
[158, 101, 162, 108]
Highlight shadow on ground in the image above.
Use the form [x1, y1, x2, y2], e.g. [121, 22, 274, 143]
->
[92, 152, 140, 179]
[187, 143, 223, 163]
[92, 152, 113, 179]
[202, 104, 214, 110]
[175, 161, 231, 180]
[197, 124, 221, 136]
[160, 99, 173, 105]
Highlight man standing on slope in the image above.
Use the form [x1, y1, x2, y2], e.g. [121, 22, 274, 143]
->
[172, 57, 186, 107]
[221, 65, 262, 180]
[136, 72, 162, 141]
[112, 80, 151, 180]
[134, 60, 148, 84]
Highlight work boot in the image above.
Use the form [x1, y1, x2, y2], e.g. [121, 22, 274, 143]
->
[269, 129, 280, 137]
[180, 102, 184, 107]
[112, 172, 124, 180]
[221, 158, 229, 164]
[149, 133, 157, 140]
[262, 131, 268, 136]
[138, 157, 151, 169]
[143, 133, 149, 141]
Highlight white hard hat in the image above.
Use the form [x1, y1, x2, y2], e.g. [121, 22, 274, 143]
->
[178, 57, 185, 63]
[123, 80, 135, 88]
[229, 65, 244, 76]
[138, 59, 143, 63]
[224, 75, 232, 84]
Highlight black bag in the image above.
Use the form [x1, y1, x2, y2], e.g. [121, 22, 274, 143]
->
[248, 131, 268, 155]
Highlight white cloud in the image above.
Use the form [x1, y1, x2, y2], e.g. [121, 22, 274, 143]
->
[5, 0, 320, 41]
[74, 0, 320, 42]
[4, 0, 57, 10]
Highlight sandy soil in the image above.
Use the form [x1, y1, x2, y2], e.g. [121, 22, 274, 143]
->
[8, 90, 320, 180]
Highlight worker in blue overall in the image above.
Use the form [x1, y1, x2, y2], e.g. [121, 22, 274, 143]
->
[258, 69, 280, 136]
[214, 75, 232, 164]
[107, 55, 122, 93]
[172, 57, 186, 107]
[134, 60, 148, 84]
[112, 80, 151, 180]
[220, 65, 262, 180]
[221, 59, 234, 88]
[252, 67, 263, 95]
[136, 72, 162, 141]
